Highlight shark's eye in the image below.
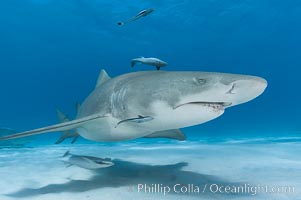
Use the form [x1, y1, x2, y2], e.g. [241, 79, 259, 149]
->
[194, 78, 206, 85]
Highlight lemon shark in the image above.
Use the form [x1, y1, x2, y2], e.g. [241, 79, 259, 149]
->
[0, 70, 267, 142]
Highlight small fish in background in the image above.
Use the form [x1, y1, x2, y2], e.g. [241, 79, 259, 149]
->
[131, 57, 168, 70]
[62, 151, 114, 170]
[117, 8, 154, 26]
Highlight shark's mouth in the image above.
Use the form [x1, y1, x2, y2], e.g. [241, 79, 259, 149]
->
[174, 102, 232, 110]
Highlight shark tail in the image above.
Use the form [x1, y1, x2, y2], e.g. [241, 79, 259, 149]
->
[55, 105, 81, 144]
[0, 114, 108, 141]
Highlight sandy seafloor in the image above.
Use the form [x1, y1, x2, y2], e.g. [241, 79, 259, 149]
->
[0, 137, 300, 200]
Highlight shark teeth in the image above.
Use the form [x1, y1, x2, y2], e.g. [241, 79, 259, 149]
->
[202, 103, 224, 111]
[173, 102, 232, 110]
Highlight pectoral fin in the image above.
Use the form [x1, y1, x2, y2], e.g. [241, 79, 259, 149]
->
[144, 129, 186, 141]
[0, 114, 108, 141]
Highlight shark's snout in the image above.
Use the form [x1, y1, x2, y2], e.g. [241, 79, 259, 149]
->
[226, 76, 267, 107]
[255, 77, 268, 91]
[243, 76, 267, 96]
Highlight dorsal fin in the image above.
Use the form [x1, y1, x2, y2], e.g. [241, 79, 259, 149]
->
[96, 69, 111, 88]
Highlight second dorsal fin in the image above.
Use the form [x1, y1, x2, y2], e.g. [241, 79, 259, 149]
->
[96, 69, 111, 88]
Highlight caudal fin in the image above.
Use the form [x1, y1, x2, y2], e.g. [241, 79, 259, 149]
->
[0, 114, 108, 141]
[55, 107, 80, 144]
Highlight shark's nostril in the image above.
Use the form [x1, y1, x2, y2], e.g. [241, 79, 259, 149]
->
[226, 83, 236, 94]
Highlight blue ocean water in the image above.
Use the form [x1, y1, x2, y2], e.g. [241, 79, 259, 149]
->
[0, 0, 300, 142]
[1, 2, 301, 199]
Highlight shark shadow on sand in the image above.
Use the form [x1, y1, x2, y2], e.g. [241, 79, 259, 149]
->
[7, 159, 249, 198]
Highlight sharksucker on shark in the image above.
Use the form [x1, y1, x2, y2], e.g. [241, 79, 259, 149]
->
[0, 70, 267, 142]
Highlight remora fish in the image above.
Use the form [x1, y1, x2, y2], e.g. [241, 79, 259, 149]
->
[117, 8, 154, 26]
[0, 70, 267, 142]
[62, 151, 114, 169]
[114, 115, 154, 128]
[131, 57, 168, 70]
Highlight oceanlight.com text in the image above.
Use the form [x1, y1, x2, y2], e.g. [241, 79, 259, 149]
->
[132, 183, 295, 196]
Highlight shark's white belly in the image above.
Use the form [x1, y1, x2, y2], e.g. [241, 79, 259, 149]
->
[76, 117, 153, 142]
[76, 100, 224, 142]
[146, 101, 225, 131]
